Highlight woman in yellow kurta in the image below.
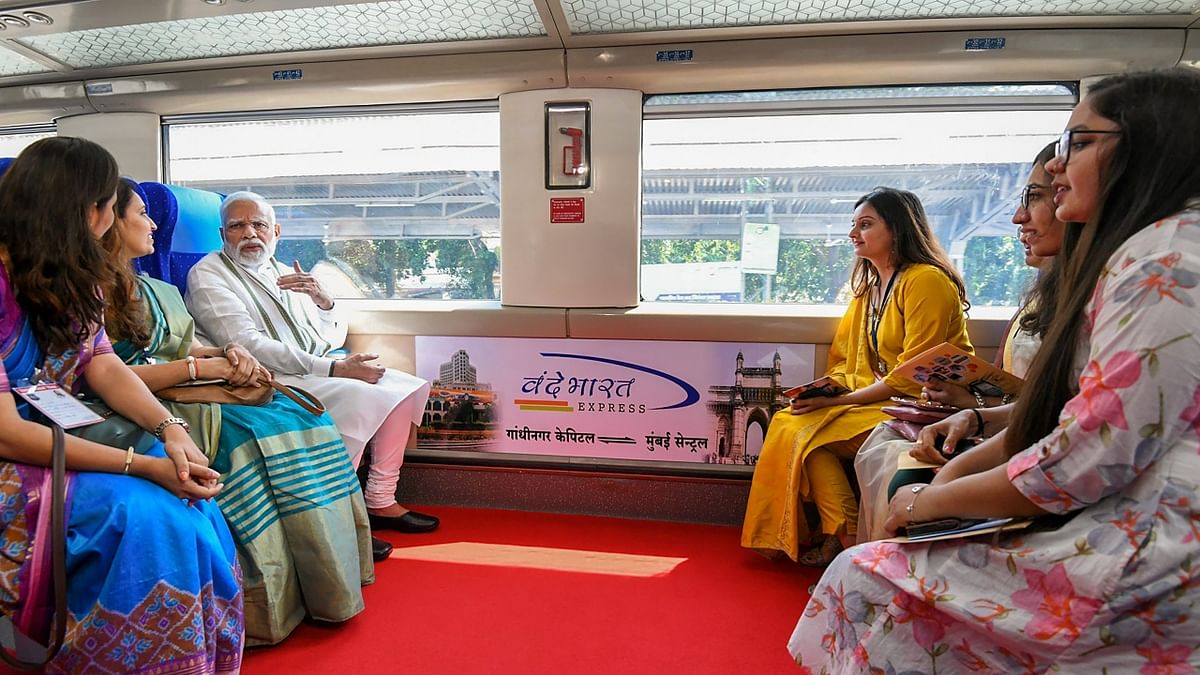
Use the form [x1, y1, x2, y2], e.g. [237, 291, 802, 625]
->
[741, 187, 972, 564]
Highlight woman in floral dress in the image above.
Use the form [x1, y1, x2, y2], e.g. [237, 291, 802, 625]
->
[789, 68, 1200, 672]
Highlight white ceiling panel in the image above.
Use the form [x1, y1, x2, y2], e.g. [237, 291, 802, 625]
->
[561, 0, 1200, 34]
[0, 48, 53, 77]
[16, 0, 547, 69]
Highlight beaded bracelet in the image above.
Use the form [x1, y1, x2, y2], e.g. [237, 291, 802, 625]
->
[185, 355, 197, 380]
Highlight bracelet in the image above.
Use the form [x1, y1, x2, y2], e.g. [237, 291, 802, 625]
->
[122, 446, 135, 474]
[185, 355, 197, 381]
[972, 408, 986, 436]
[906, 484, 927, 521]
[327, 360, 336, 377]
[973, 390, 986, 408]
[153, 416, 191, 439]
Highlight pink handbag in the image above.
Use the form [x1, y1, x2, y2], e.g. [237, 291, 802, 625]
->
[881, 397, 959, 441]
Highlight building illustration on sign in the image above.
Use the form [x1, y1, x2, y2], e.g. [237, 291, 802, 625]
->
[706, 351, 788, 465]
[421, 349, 497, 450]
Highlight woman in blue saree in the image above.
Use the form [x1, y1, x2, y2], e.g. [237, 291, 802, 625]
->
[0, 138, 244, 672]
[99, 178, 374, 646]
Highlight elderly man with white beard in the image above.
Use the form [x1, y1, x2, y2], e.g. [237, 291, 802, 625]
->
[185, 191, 439, 538]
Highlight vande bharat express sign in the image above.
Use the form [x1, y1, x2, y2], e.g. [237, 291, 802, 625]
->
[415, 337, 815, 466]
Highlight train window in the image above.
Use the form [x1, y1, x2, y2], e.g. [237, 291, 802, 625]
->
[642, 85, 1074, 306]
[165, 106, 501, 300]
[0, 126, 55, 158]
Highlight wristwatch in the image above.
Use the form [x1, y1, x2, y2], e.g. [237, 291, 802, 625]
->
[153, 416, 191, 439]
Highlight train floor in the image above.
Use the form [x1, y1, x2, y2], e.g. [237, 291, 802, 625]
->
[243, 505, 820, 674]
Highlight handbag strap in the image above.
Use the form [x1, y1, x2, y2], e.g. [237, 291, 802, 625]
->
[48, 426, 66, 660]
[0, 425, 68, 670]
[265, 380, 326, 415]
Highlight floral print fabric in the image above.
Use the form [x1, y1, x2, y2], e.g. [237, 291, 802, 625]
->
[789, 208, 1200, 673]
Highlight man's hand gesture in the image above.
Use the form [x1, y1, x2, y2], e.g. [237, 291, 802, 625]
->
[330, 353, 385, 384]
[278, 260, 333, 310]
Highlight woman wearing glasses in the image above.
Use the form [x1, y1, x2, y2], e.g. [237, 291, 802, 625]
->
[788, 68, 1200, 672]
[741, 187, 972, 566]
[852, 141, 1065, 542]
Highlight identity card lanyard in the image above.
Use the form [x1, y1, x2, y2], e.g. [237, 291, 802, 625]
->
[869, 271, 898, 376]
[12, 370, 104, 429]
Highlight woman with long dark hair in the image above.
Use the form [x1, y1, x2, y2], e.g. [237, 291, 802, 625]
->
[0, 137, 243, 672]
[742, 187, 972, 565]
[789, 68, 1200, 672]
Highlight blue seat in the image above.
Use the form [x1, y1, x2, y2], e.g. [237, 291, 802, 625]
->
[139, 182, 225, 295]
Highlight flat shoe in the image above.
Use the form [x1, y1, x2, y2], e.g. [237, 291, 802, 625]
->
[369, 510, 440, 533]
[371, 536, 393, 562]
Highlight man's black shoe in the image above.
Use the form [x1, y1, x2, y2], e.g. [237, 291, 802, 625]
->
[368, 510, 440, 533]
[371, 536, 393, 562]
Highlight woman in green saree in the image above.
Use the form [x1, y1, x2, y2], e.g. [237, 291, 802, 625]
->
[98, 178, 376, 646]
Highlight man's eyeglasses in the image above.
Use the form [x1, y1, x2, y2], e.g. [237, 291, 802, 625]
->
[225, 220, 271, 235]
[1055, 128, 1122, 167]
[1019, 184, 1051, 210]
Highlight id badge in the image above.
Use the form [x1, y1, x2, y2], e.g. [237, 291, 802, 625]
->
[14, 383, 105, 429]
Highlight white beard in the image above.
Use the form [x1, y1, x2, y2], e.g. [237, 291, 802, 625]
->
[225, 237, 277, 268]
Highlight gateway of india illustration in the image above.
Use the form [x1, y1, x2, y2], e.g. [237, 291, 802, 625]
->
[706, 351, 789, 465]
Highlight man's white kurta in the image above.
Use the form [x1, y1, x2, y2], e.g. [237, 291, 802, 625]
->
[185, 252, 429, 460]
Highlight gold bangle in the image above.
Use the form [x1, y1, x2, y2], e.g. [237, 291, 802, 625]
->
[123, 446, 135, 475]
[185, 355, 197, 380]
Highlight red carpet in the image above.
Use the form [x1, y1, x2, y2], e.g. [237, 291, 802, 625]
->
[0, 507, 819, 674]
[242, 506, 820, 674]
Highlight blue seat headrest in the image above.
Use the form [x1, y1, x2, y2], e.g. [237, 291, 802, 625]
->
[0, 157, 13, 176]
[139, 182, 225, 295]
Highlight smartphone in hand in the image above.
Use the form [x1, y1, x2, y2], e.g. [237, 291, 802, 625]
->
[784, 376, 850, 400]
[904, 518, 981, 537]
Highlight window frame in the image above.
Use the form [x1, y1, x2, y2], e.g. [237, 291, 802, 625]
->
[160, 99, 502, 302]
[639, 82, 1078, 309]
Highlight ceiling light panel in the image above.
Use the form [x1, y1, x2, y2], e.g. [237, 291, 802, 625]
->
[17, 0, 545, 69]
[561, 0, 1199, 34]
[0, 48, 53, 77]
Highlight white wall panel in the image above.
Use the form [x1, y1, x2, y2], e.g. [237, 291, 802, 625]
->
[57, 111, 161, 181]
[500, 88, 641, 308]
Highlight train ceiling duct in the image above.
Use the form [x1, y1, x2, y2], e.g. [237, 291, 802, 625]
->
[0, 0, 1190, 120]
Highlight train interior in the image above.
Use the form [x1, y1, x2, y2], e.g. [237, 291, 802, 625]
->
[0, 0, 1196, 671]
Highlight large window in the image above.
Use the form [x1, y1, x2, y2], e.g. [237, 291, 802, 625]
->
[166, 106, 500, 300]
[0, 126, 55, 159]
[641, 85, 1074, 307]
